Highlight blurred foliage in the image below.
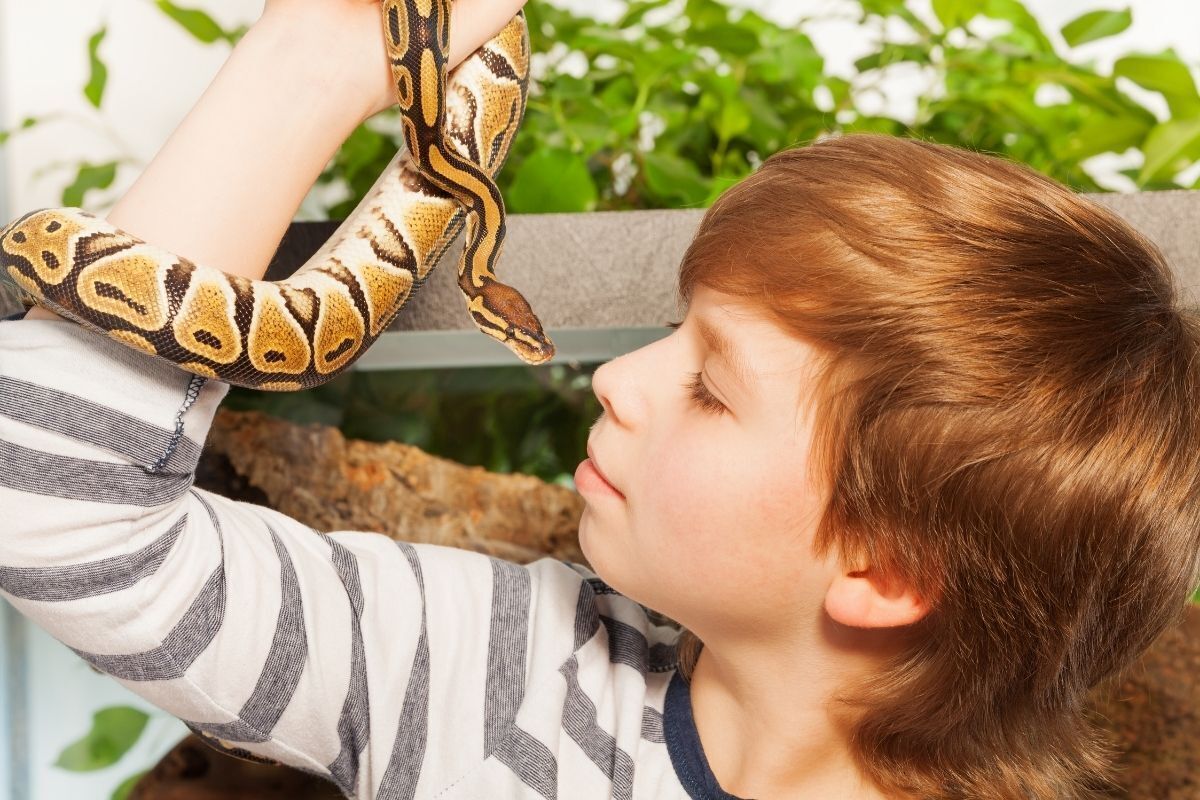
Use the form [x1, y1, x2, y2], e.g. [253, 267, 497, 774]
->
[53, 706, 148, 773]
[5, 0, 1193, 215]
[219, 361, 603, 487]
[316, 0, 1200, 218]
[52, 705, 150, 798]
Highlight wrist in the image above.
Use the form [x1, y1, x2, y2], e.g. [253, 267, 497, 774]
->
[250, 8, 386, 125]
[103, 9, 382, 281]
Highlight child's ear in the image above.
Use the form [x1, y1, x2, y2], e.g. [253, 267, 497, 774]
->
[824, 564, 931, 629]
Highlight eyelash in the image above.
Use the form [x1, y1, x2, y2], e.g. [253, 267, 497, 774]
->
[666, 319, 727, 415]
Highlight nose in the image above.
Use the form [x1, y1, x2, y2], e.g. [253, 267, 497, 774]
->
[589, 334, 669, 429]
[588, 355, 627, 428]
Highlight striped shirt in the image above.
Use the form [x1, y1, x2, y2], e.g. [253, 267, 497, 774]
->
[0, 313, 746, 800]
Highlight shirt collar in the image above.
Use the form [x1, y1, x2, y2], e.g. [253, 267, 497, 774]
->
[664, 670, 755, 800]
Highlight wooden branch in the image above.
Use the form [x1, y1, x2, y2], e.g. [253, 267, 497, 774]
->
[196, 407, 589, 566]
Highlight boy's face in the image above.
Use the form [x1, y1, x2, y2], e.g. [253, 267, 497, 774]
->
[578, 285, 840, 642]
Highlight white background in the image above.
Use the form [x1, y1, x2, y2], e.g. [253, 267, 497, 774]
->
[0, 1, 1198, 799]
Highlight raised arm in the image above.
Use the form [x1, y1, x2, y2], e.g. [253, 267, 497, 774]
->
[25, 0, 530, 319]
[0, 4, 600, 799]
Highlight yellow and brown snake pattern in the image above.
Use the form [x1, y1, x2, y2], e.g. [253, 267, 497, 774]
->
[0, 0, 554, 391]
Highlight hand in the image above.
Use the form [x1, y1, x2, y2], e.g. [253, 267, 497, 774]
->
[257, 0, 530, 121]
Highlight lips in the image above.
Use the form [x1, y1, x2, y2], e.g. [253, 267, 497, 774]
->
[586, 442, 623, 496]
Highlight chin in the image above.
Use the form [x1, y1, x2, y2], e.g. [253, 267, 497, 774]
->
[577, 517, 621, 583]
[577, 513, 600, 566]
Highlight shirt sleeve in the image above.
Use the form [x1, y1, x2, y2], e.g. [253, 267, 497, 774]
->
[0, 316, 590, 799]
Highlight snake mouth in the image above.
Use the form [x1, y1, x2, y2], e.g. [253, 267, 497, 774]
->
[510, 340, 554, 365]
[508, 328, 555, 364]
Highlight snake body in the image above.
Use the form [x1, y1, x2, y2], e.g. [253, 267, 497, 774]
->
[0, 0, 554, 390]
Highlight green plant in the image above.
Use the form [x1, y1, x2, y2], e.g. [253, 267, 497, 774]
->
[328, 0, 1200, 215]
[5, 0, 1198, 214]
[219, 360, 602, 485]
[53, 705, 151, 799]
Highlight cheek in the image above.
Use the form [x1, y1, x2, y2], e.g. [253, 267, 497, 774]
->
[643, 427, 822, 580]
[646, 433, 716, 512]
[640, 430, 763, 561]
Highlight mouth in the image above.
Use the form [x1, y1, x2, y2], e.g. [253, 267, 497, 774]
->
[580, 443, 628, 501]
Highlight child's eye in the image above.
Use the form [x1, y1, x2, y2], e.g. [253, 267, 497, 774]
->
[666, 321, 727, 415]
[685, 371, 727, 415]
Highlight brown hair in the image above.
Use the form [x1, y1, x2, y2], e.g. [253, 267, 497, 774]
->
[672, 132, 1200, 799]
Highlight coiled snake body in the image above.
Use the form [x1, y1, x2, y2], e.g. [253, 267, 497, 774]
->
[0, 0, 554, 390]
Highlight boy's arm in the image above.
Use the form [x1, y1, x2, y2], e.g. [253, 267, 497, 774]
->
[3, 3, 593, 797]
[0, 318, 589, 796]
[25, 0, 531, 315]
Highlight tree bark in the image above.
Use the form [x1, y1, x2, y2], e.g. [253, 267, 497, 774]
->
[195, 407, 588, 565]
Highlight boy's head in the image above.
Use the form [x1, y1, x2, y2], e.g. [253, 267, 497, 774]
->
[578, 132, 1200, 799]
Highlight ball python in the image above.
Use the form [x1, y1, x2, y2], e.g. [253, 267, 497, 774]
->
[0, 0, 554, 391]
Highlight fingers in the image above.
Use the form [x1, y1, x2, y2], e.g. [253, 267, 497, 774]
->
[447, 0, 529, 70]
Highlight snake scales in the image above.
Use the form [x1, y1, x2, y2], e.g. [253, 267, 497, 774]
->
[0, 0, 554, 390]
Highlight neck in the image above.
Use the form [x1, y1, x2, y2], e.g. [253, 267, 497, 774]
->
[686, 617, 902, 799]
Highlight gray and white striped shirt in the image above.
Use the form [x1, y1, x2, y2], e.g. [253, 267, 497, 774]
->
[0, 315, 742, 800]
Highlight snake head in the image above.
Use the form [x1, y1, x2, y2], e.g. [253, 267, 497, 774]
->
[473, 280, 555, 365]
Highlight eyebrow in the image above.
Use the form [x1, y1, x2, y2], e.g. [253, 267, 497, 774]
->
[695, 315, 755, 390]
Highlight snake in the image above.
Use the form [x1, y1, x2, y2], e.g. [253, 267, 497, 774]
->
[0, 0, 554, 391]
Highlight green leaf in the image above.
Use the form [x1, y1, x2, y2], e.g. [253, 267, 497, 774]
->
[854, 44, 935, 73]
[749, 30, 823, 87]
[84, 27, 108, 109]
[616, 0, 661, 28]
[641, 151, 710, 206]
[716, 97, 752, 141]
[1, 117, 42, 148]
[1137, 117, 1200, 185]
[1059, 112, 1149, 161]
[1113, 52, 1200, 118]
[54, 706, 149, 772]
[1060, 8, 1132, 48]
[858, 0, 909, 18]
[62, 161, 119, 207]
[932, 0, 983, 29]
[506, 148, 597, 213]
[982, 0, 1054, 54]
[690, 24, 759, 57]
[683, 0, 730, 29]
[550, 75, 594, 100]
[111, 771, 147, 800]
[338, 125, 388, 185]
[742, 87, 787, 150]
[154, 0, 228, 44]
